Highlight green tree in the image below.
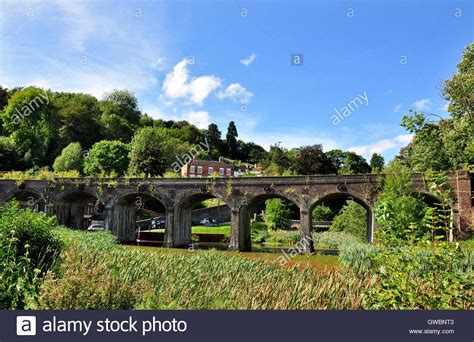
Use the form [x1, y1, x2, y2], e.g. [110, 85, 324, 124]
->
[263, 143, 293, 175]
[83, 140, 130, 176]
[99, 90, 141, 143]
[225, 121, 238, 159]
[443, 43, 473, 120]
[128, 127, 183, 177]
[330, 200, 367, 241]
[340, 152, 371, 174]
[264, 199, 292, 230]
[1, 87, 58, 167]
[53, 142, 84, 173]
[0, 86, 9, 113]
[293, 144, 337, 175]
[0, 136, 24, 171]
[374, 162, 429, 244]
[203, 123, 223, 159]
[399, 44, 474, 171]
[370, 153, 385, 173]
[326, 149, 345, 171]
[53, 93, 103, 150]
[312, 204, 334, 221]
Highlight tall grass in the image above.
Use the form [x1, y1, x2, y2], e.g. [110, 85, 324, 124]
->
[39, 228, 369, 310]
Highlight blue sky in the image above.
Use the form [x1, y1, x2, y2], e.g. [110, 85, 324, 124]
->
[1, 0, 472, 161]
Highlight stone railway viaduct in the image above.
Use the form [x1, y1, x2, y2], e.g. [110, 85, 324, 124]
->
[0, 171, 472, 253]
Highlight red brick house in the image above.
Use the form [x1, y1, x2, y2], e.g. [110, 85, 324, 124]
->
[181, 157, 234, 178]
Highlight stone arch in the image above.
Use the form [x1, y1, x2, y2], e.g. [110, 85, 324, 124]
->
[112, 192, 167, 242]
[233, 191, 310, 252]
[309, 191, 374, 243]
[6, 189, 47, 212]
[172, 191, 232, 248]
[54, 190, 105, 230]
[416, 191, 444, 208]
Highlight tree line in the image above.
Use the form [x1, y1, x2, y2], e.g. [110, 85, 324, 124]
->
[1, 43, 471, 177]
[0, 87, 383, 177]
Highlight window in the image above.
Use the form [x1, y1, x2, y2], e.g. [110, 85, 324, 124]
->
[190, 165, 195, 174]
[197, 166, 203, 174]
[227, 168, 232, 176]
[208, 166, 213, 176]
[219, 168, 224, 175]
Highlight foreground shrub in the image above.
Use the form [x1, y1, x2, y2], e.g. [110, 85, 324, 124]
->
[0, 202, 62, 309]
[364, 242, 473, 309]
[0, 232, 41, 309]
[0, 202, 62, 271]
[339, 242, 379, 277]
[330, 200, 367, 241]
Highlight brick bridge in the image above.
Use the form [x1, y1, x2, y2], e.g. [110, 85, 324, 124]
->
[0, 171, 472, 253]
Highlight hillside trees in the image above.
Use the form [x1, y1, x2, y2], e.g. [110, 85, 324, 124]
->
[99, 90, 141, 143]
[83, 140, 130, 176]
[399, 43, 474, 172]
[128, 127, 187, 177]
[2, 87, 59, 167]
[53, 142, 84, 173]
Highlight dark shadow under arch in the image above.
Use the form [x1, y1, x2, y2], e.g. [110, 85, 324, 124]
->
[7, 190, 46, 212]
[113, 193, 166, 242]
[55, 191, 104, 230]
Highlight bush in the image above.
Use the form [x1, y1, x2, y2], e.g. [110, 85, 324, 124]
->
[53, 142, 83, 173]
[251, 221, 268, 243]
[0, 202, 61, 271]
[264, 199, 291, 230]
[83, 140, 130, 176]
[0, 231, 41, 309]
[330, 200, 367, 241]
[312, 204, 333, 221]
[375, 162, 430, 244]
[364, 242, 473, 309]
[0, 202, 62, 309]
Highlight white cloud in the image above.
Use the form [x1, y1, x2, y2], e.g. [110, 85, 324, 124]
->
[348, 134, 413, 158]
[1, 1, 166, 98]
[151, 57, 167, 71]
[441, 102, 449, 112]
[393, 103, 402, 113]
[162, 59, 221, 106]
[240, 52, 256, 66]
[183, 111, 212, 129]
[412, 98, 431, 111]
[217, 83, 253, 104]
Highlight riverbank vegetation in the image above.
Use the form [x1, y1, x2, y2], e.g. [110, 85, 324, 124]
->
[1, 199, 472, 310]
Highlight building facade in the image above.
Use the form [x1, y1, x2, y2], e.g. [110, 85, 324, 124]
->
[181, 157, 234, 178]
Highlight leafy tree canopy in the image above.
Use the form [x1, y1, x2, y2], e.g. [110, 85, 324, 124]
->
[83, 140, 130, 176]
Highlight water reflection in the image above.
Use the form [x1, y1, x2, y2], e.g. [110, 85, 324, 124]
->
[129, 240, 338, 255]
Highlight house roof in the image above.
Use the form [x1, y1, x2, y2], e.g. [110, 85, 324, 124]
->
[186, 159, 233, 168]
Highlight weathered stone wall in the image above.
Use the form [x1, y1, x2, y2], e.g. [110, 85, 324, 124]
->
[191, 204, 231, 224]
